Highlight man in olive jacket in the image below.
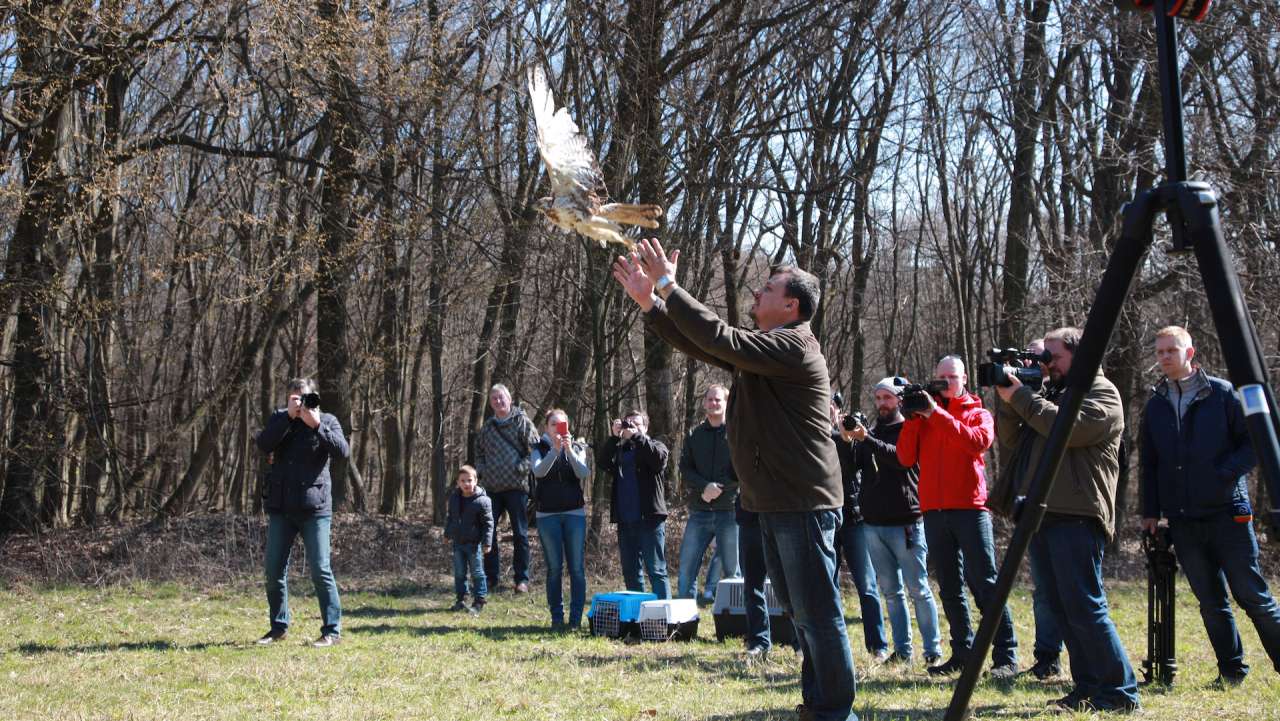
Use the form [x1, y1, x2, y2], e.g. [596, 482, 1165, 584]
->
[254, 377, 350, 648]
[993, 327, 1138, 713]
[613, 239, 855, 721]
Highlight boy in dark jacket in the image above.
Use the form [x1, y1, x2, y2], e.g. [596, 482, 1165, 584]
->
[445, 465, 494, 613]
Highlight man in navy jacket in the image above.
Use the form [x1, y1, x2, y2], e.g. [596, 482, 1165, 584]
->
[255, 377, 350, 647]
[1141, 326, 1280, 684]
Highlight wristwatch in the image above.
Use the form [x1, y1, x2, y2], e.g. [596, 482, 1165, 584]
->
[656, 274, 675, 292]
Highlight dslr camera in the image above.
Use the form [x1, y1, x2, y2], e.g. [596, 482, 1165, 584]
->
[975, 347, 1051, 390]
[841, 410, 868, 432]
[301, 392, 322, 409]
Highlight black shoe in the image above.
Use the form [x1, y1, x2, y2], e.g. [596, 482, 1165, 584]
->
[1048, 693, 1091, 713]
[1214, 672, 1247, 688]
[255, 629, 287, 645]
[745, 645, 769, 666]
[469, 598, 486, 614]
[312, 634, 341, 648]
[1025, 658, 1062, 680]
[989, 663, 1019, 680]
[450, 600, 468, 612]
[928, 657, 965, 676]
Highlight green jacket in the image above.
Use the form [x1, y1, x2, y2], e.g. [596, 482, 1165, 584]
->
[680, 420, 738, 511]
[992, 373, 1124, 540]
[645, 288, 842, 513]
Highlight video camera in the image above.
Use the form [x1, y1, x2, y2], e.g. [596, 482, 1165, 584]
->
[898, 380, 949, 416]
[975, 348, 1051, 390]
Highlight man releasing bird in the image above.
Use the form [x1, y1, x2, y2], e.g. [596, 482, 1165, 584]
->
[527, 65, 663, 251]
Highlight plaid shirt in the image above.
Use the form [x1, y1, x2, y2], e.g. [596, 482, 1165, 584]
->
[475, 409, 540, 493]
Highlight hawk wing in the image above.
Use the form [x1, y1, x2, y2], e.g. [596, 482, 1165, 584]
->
[527, 66, 608, 206]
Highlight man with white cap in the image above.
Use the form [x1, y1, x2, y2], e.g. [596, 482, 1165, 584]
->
[850, 377, 942, 666]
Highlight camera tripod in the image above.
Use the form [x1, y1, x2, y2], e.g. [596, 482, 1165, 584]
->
[945, 2, 1280, 718]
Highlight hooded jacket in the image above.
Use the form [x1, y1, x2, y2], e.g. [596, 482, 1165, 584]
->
[643, 288, 842, 513]
[896, 391, 994, 512]
[992, 373, 1125, 540]
[445, 486, 494, 546]
[1141, 370, 1255, 520]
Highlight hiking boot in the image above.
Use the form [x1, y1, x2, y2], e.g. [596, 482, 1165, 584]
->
[255, 629, 287, 645]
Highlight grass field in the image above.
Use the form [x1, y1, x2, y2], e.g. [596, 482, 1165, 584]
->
[3, 573, 1280, 721]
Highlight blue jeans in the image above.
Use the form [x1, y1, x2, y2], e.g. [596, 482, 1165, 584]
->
[1030, 548, 1063, 664]
[1030, 518, 1138, 710]
[452, 542, 488, 600]
[865, 521, 942, 659]
[1171, 515, 1280, 677]
[837, 515, 887, 654]
[738, 517, 772, 651]
[484, 489, 530, 586]
[617, 518, 670, 599]
[703, 550, 722, 598]
[761, 510, 858, 721]
[264, 513, 342, 636]
[923, 509, 1018, 667]
[677, 510, 739, 599]
[538, 512, 587, 627]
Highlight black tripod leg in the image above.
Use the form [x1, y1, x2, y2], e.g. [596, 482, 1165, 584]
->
[944, 190, 1160, 721]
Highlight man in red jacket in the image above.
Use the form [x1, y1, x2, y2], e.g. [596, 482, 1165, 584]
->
[897, 355, 1019, 678]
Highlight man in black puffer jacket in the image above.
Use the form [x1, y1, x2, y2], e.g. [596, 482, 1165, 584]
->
[254, 377, 350, 648]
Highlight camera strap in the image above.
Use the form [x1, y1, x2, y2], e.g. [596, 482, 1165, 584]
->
[493, 421, 530, 459]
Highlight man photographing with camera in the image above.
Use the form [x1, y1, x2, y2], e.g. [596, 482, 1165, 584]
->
[993, 327, 1138, 712]
[254, 377, 351, 647]
[613, 239, 856, 721]
[896, 356, 1019, 678]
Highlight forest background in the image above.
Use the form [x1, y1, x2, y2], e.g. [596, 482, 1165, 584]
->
[1, 0, 1278, 547]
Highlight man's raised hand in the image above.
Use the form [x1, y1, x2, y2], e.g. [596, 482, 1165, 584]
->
[636, 238, 678, 286]
[612, 253, 657, 312]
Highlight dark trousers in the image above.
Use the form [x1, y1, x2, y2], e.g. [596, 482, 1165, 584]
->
[483, 489, 530, 586]
[923, 509, 1018, 667]
[738, 517, 772, 651]
[1171, 514, 1280, 678]
[1030, 517, 1138, 710]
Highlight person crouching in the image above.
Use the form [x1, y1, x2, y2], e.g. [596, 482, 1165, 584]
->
[445, 465, 494, 614]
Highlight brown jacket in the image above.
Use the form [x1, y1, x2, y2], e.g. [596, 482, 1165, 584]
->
[992, 373, 1124, 540]
[645, 287, 842, 513]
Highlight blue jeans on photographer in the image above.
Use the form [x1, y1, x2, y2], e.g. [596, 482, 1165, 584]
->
[264, 513, 342, 637]
[761, 510, 858, 721]
[452, 542, 488, 601]
[677, 509, 739, 600]
[837, 511, 887, 655]
[1030, 516, 1138, 710]
[618, 518, 670, 599]
[864, 520, 941, 660]
[484, 489, 530, 587]
[537, 511, 587, 627]
[1170, 513, 1280, 679]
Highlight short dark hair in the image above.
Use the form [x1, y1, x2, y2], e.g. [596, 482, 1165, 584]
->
[287, 377, 317, 394]
[1045, 327, 1083, 353]
[771, 264, 820, 321]
[624, 409, 649, 426]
